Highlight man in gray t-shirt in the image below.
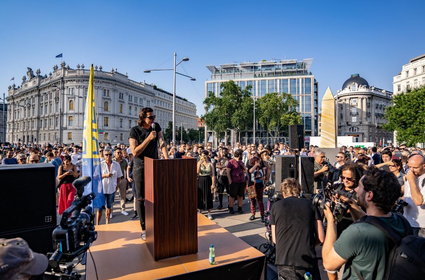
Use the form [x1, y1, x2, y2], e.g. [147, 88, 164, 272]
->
[322, 168, 407, 280]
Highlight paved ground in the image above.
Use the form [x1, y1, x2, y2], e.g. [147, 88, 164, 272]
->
[105, 192, 270, 249]
[73, 192, 276, 279]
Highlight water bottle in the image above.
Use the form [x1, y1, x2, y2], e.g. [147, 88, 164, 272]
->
[209, 244, 216, 265]
[303, 271, 312, 280]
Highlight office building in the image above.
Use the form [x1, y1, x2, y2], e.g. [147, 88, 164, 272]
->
[205, 59, 318, 143]
[393, 53, 425, 94]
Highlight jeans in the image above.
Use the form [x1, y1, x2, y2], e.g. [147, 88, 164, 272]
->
[133, 163, 146, 230]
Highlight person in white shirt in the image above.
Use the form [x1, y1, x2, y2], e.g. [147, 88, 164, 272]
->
[97, 150, 123, 224]
[403, 154, 425, 237]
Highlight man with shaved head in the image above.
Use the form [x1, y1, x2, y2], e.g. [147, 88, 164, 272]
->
[403, 154, 425, 237]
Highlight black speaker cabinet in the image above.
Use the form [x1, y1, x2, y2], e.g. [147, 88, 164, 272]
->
[0, 225, 56, 254]
[0, 164, 57, 234]
[275, 156, 298, 188]
[299, 156, 314, 194]
[289, 125, 304, 150]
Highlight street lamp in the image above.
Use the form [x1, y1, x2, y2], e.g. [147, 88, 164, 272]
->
[144, 52, 195, 144]
[0, 93, 6, 143]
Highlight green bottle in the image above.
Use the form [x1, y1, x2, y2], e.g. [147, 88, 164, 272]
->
[209, 244, 216, 265]
[303, 271, 312, 280]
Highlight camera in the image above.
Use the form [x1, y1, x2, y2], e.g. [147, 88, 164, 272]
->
[393, 199, 408, 214]
[312, 183, 351, 223]
[44, 177, 97, 280]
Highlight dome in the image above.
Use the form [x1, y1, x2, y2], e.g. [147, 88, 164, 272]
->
[342, 74, 369, 90]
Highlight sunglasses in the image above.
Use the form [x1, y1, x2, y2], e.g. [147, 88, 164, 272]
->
[105, 154, 112, 156]
[147, 115, 156, 120]
[341, 176, 355, 182]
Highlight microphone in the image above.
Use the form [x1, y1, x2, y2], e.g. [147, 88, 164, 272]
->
[73, 176, 92, 198]
[151, 122, 156, 130]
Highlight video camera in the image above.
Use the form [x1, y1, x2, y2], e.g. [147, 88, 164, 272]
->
[44, 177, 97, 280]
[312, 182, 353, 223]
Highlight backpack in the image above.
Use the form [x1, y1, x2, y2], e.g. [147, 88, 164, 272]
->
[360, 214, 425, 280]
[230, 159, 245, 183]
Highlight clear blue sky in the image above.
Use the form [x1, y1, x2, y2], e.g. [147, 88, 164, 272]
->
[1, 0, 424, 115]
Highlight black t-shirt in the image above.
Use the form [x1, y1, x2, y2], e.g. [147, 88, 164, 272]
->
[270, 196, 320, 268]
[129, 123, 162, 162]
[174, 151, 185, 159]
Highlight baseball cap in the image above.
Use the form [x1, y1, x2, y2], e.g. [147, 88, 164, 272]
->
[0, 238, 48, 277]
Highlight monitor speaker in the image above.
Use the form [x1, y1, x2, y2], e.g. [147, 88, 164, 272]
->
[275, 156, 298, 190]
[289, 125, 304, 150]
[0, 164, 57, 253]
[0, 225, 55, 254]
[299, 156, 314, 195]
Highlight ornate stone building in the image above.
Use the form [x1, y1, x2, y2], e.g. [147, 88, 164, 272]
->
[336, 74, 393, 144]
[393, 53, 425, 95]
[6, 63, 197, 144]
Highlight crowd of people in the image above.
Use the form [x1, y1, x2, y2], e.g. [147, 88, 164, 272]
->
[1, 132, 425, 279]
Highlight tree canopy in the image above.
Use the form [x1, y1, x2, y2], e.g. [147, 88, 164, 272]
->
[202, 81, 253, 134]
[384, 86, 425, 146]
[256, 92, 301, 137]
[202, 81, 302, 140]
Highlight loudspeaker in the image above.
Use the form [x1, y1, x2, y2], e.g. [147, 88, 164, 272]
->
[0, 164, 56, 252]
[0, 225, 55, 254]
[275, 156, 298, 189]
[299, 156, 314, 194]
[289, 125, 304, 150]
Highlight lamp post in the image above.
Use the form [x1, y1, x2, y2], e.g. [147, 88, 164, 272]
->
[253, 96, 257, 145]
[0, 93, 5, 143]
[144, 52, 195, 144]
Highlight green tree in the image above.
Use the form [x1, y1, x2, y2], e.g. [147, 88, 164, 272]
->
[163, 121, 173, 143]
[256, 92, 301, 138]
[384, 86, 425, 146]
[202, 81, 253, 141]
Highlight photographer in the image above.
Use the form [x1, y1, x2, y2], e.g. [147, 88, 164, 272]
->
[271, 178, 324, 280]
[332, 163, 364, 236]
[0, 238, 48, 280]
[314, 150, 329, 193]
[322, 168, 407, 279]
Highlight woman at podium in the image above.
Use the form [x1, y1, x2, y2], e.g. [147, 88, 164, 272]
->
[129, 107, 169, 240]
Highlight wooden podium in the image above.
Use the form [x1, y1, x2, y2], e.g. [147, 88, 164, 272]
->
[144, 157, 198, 260]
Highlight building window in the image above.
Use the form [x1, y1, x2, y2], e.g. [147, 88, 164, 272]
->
[119, 118, 123, 128]
[397, 84, 401, 92]
[69, 100, 74, 111]
[119, 92, 124, 100]
[129, 120, 132, 128]
[104, 117, 109, 127]
[414, 68, 417, 76]
[67, 132, 72, 141]
[68, 116, 73, 126]
[104, 101, 109, 112]
[120, 133, 123, 141]
[129, 106, 132, 115]
[104, 132, 109, 141]
[290, 79, 298, 95]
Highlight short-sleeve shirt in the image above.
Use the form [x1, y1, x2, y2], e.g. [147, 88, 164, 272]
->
[101, 161, 123, 194]
[403, 173, 425, 228]
[334, 213, 405, 280]
[226, 159, 245, 183]
[270, 196, 321, 268]
[129, 123, 162, 162]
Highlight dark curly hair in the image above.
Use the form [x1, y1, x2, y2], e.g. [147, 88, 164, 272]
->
[361, 167, 401, 213]
[137, 107, 154, 127]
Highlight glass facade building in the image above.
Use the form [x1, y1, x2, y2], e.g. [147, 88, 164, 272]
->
[205, 59, 319, 138]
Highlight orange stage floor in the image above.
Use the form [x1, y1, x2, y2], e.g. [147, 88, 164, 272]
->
[86, 214, 265, 280]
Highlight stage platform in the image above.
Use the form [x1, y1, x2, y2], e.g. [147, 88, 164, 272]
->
[86, 214, 265, 280]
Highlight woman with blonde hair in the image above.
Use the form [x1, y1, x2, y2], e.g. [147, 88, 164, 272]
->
[197, 150, 215, 220]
